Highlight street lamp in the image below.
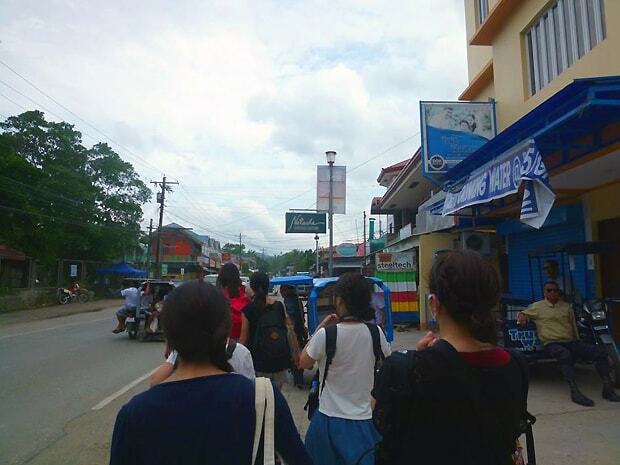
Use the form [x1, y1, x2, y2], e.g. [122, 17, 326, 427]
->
[326, 150, 336, 277]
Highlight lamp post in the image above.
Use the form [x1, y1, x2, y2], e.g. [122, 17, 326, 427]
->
[314, 234, 320, 275]
[326, 150, 336, 277]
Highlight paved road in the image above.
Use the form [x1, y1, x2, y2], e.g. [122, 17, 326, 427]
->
[1, 310, 619, 465]
[0, 306, 163, 465]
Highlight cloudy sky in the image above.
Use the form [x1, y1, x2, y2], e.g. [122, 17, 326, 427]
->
[0, 0, 468, 254]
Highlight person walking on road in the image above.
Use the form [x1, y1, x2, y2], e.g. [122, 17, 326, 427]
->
[299, 272, 390, 465]
[109, 280, 311, 465]
[240, 272, 298, 389]
[373, 250, 530, 465]
[518, 281, 619, 406]
[217, 262, 250, 340]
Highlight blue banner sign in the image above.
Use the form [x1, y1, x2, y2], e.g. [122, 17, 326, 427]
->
[420, 101, 497, 182]
[442, 140, 555, 229]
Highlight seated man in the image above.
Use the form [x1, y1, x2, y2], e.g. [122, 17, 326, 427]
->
[113, 281, 141, 334]
[518, 281, 619, 406]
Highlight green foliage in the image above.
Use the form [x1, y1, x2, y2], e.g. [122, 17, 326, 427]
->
[222, 243, 245, 256]
[0, 111, 151, 267]
[268, 249, 315, 275]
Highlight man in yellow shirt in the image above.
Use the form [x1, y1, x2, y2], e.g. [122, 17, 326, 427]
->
[518, 281, 619, 406]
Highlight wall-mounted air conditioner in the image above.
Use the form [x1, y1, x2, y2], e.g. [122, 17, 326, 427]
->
[461, 231, 492, 256]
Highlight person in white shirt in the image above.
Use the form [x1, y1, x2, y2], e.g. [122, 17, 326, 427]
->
[150, 338, 255, 386]
[113, 282, 142, 333]
[299, 273, 391, 465]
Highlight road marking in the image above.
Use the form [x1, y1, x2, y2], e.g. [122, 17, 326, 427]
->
[92, 368, 159, 411]
[0, 317, 111, 341]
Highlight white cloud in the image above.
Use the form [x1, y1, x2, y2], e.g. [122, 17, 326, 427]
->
[0, 0, 467, 253]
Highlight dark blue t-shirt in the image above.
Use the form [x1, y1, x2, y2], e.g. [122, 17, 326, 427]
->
[109, 373, 311, 465]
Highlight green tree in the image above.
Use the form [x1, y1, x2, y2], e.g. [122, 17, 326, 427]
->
[0, 111, 150, 272]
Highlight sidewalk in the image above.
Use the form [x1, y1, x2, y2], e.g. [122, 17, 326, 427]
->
[0, 298, 122, 327]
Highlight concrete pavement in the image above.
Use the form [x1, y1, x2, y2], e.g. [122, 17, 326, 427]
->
[1, 312, 618, 465]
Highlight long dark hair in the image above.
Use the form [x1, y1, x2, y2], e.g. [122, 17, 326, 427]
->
[250, 271, 270, 310]
[429, 250, 499, 343]
[334, 272, 374, 321]
[217, 262, 242, 298]
[160, 281, 232, 372]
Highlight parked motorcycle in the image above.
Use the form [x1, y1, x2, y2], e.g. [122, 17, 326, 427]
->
[57, 287, 89, 304]
[575, 299, 620, 388]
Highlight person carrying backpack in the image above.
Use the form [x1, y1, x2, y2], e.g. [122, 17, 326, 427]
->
[240, 272, 298, 388]
[373, 250, 531, 465]
[299, 272, 391, 465]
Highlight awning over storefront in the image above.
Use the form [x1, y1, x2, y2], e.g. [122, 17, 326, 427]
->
[443, 139, 555, 228]
[440, 76, 620, 226]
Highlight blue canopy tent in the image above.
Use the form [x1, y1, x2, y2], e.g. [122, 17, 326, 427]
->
[96, 261, 147, 277]
[271, 275, 393, 342]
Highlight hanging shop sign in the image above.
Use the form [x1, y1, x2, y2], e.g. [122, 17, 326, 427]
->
[285, 212, 327, 234]
[317, 165, 347, 214]
[420, 101, 497, 181]
[376, 252, 416, 272]
[442, 139, 555, 229]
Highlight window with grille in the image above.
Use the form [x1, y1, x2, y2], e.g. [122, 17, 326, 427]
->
[477, 0, 490, 25]
[525, 0, 606, 95]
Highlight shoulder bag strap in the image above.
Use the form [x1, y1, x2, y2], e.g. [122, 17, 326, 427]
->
[251, 377, 276, 465]
[252, 377, 266, 464]
[364, 322, 385, 363]
[320, 325, 337, 394]
[226, 339, 237, 360]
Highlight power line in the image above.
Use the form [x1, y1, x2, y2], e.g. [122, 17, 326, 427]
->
[348, 133, 420, 173]
[0, 59, 163, 176]
[0, 203, 137, 232]
[0, 91, 28, 111]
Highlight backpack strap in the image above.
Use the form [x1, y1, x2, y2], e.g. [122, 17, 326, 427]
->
[364, 322, 385, 364]
[320, 325, 337, 394]
[226, 339, 237, 360]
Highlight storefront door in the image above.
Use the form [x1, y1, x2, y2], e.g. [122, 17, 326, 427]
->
[599, 217, 620, 341]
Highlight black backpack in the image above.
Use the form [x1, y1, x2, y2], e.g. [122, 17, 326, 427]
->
[374, 341, 536, 465]
[304, 322, 385, 420]
[252, 302, 291, 372]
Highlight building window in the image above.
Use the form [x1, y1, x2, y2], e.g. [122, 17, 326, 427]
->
[477, 0, 490, 25]
[526, 0, 606, 95]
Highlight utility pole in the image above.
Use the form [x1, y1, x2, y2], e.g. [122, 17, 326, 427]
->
[239, 233, 243, 256]
[151, 176, 179, 278]
[146, 219, 154, 276]
[363, 211, 367, 276]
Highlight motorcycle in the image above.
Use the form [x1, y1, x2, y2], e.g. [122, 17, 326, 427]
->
[57, 287, 89, 304]
[124, 307, 139, 340]
[575, 299, 620, 388]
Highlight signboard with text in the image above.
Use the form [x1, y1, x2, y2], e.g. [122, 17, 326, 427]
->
[420, 101, 496, 181]
[317, 165, 346, 214]
[285, 212, 327, 234]
[376, 252, 416, 272]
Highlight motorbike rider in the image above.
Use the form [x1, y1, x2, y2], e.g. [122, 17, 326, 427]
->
[113, 281, 141, 334]
[518, 281, 619, 406]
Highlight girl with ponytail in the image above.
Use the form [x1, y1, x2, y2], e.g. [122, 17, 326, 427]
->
[110, 280, 312, 465]
[373, 250, 529, 465]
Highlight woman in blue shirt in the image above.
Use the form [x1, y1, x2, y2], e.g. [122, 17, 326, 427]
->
[109, 280, 311, 465]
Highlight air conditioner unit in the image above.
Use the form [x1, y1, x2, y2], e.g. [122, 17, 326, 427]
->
[461, 232, 492, 256]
